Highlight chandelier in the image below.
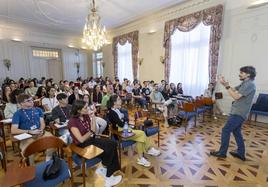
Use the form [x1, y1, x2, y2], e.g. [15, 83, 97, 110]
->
[82, 0, 108, 51]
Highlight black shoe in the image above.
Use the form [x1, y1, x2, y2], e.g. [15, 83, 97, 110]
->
[229, 151, 246, 161]
[210, 151, 226, 158]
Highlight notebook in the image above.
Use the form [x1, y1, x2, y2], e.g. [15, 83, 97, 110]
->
[14, 133, 32, 140]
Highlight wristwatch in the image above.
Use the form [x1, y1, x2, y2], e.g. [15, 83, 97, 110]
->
[225, 86, 231, 90]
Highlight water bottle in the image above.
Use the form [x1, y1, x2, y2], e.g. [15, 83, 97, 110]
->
[123, 122, 128, 137]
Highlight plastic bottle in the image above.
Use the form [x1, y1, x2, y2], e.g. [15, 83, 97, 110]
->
[123, 122, 128, 137]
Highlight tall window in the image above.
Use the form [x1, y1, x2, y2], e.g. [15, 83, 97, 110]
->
[169, 23, 211, 97]
[93, 52, 103, 78]
[117, 41, 133, 82]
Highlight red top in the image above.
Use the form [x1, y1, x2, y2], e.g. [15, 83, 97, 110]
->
[68, 115, 91, 145]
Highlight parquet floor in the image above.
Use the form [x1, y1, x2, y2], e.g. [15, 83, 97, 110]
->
[1, 114, 268, 187]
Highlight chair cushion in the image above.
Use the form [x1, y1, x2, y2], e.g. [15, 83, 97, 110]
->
[204, 105, 213, 110]
[72, 154, 101, 168]
[121, 140, 136, 148]
[196, 107, 206, 114]
[145, 127, 159, 136]
[178, 111, 196, 119]
[251, 110, 268, 116]
[24, 159, 70, 187]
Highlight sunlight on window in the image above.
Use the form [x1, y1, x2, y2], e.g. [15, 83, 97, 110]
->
[117, 41, 133, 82]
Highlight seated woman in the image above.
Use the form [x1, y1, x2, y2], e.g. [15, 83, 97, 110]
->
[4, 89, 24, 118]
[68, 100, 122, 186]
[107, 95, 160, 167]
[83, 94, 107, 134]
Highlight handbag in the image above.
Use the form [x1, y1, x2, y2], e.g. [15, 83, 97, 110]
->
[43, 153, 62, 180]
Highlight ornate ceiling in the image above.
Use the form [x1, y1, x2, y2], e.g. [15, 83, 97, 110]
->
[0, 0, 188, 35]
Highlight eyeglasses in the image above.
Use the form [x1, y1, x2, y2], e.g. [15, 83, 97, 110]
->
[24, 98, 33, 103]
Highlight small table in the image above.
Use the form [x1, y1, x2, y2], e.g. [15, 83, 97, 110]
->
[1, 160, 35, 187]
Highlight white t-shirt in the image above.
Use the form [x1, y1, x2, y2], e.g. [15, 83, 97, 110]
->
[42, 97, 59, 111]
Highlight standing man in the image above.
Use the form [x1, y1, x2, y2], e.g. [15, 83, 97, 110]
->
[210, 66, 256, 161]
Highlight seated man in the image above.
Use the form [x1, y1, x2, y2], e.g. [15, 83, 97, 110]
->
[51, 93, 72, 143]
[150, 84, 171, 127]
[132, 83, 147, 110]
[11, 93, 54, 165]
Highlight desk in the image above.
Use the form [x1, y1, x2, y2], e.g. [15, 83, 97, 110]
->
[1, 160, 35, 187]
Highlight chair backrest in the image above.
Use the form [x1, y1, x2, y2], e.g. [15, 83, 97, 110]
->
[23, 136, 65, 158]
[183, 102, 195, 112]
[203, 97, 213, 105]
[194, 99, 204, 108]
[256, 94, 268, 105]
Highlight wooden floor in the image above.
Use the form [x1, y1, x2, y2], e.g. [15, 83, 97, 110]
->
[1, 115, 268, 187]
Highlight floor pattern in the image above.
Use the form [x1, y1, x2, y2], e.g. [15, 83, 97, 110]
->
[1, 115, 268, 187]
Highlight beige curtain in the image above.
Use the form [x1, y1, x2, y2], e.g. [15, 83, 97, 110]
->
[112, 30, 139, 79]
[163, 5, 224, 84]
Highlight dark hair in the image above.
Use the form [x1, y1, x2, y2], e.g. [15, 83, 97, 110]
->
[70, 100, 86, 117]
[35, 86, 46, 98]
[9, 89, 24, 104]
[106, 94, 119, 109]
[17, 93, 31, 103]
[56, 93, 67, 101]
[240, 66, 256, 79]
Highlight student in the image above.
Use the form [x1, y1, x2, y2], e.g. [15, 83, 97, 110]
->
[107, 95, 160, 167]
[11, 94, 54, 165]
[42, 87, 59, 112]
[68, 100, 122, 186]
[4, 89, 24, 118]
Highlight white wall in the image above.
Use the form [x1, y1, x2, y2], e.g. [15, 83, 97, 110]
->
[0, 39, 89, 83]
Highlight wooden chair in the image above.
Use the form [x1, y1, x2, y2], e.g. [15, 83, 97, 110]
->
[0, 137, 7, 172]
[178, 102, 197, 133]
[22, 136, 70, 187]
[66, 143, 103, 187]
[203, 97, 214, 117]
[194, 98, 206, 122]
[109, 125, 136, 167]
[134, 110, 160, 147]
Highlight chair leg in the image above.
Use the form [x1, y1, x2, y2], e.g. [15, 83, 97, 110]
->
[82, 159, 86, 187]
[157, 132, 160, 147]
[67, 157, 73, 185]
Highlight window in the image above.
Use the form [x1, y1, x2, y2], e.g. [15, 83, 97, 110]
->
[169, 23, 211, 97]
[93, 51, 103, 78]
[32, 48, 60, 58]
[117, 41, 133, 82]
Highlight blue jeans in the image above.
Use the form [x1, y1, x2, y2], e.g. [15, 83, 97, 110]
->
[218, 115, 245, 157]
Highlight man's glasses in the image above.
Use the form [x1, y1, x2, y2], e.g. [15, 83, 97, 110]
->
[24, 98, 33, 103]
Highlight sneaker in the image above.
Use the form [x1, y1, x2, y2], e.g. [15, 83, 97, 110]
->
[213, 116, 218, 120]
[105, 175, 122, 187]
[137, 157, 151, 167]
[147, 147, 161, 156]
[164, 121, 169, 127]
[96, 167, 107, 177]
[222, 112, 227, 116]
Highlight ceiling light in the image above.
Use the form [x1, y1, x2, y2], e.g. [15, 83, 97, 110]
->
[248, 0, 268, 9]
[68, 44, 75, 48]
[12, 38, 22, 42]
[82, 0, 108, 51]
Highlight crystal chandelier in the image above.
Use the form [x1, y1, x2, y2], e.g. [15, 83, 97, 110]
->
[82, 0, 108, 51]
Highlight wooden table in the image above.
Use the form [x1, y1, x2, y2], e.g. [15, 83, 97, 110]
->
[1, 160, 35, 187]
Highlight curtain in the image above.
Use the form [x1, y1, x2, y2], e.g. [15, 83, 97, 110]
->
[117, 41, 133, 82]
[163, 5, 223, 84]
[113, 30, 139, 79]
[170, 23, 211, 97]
